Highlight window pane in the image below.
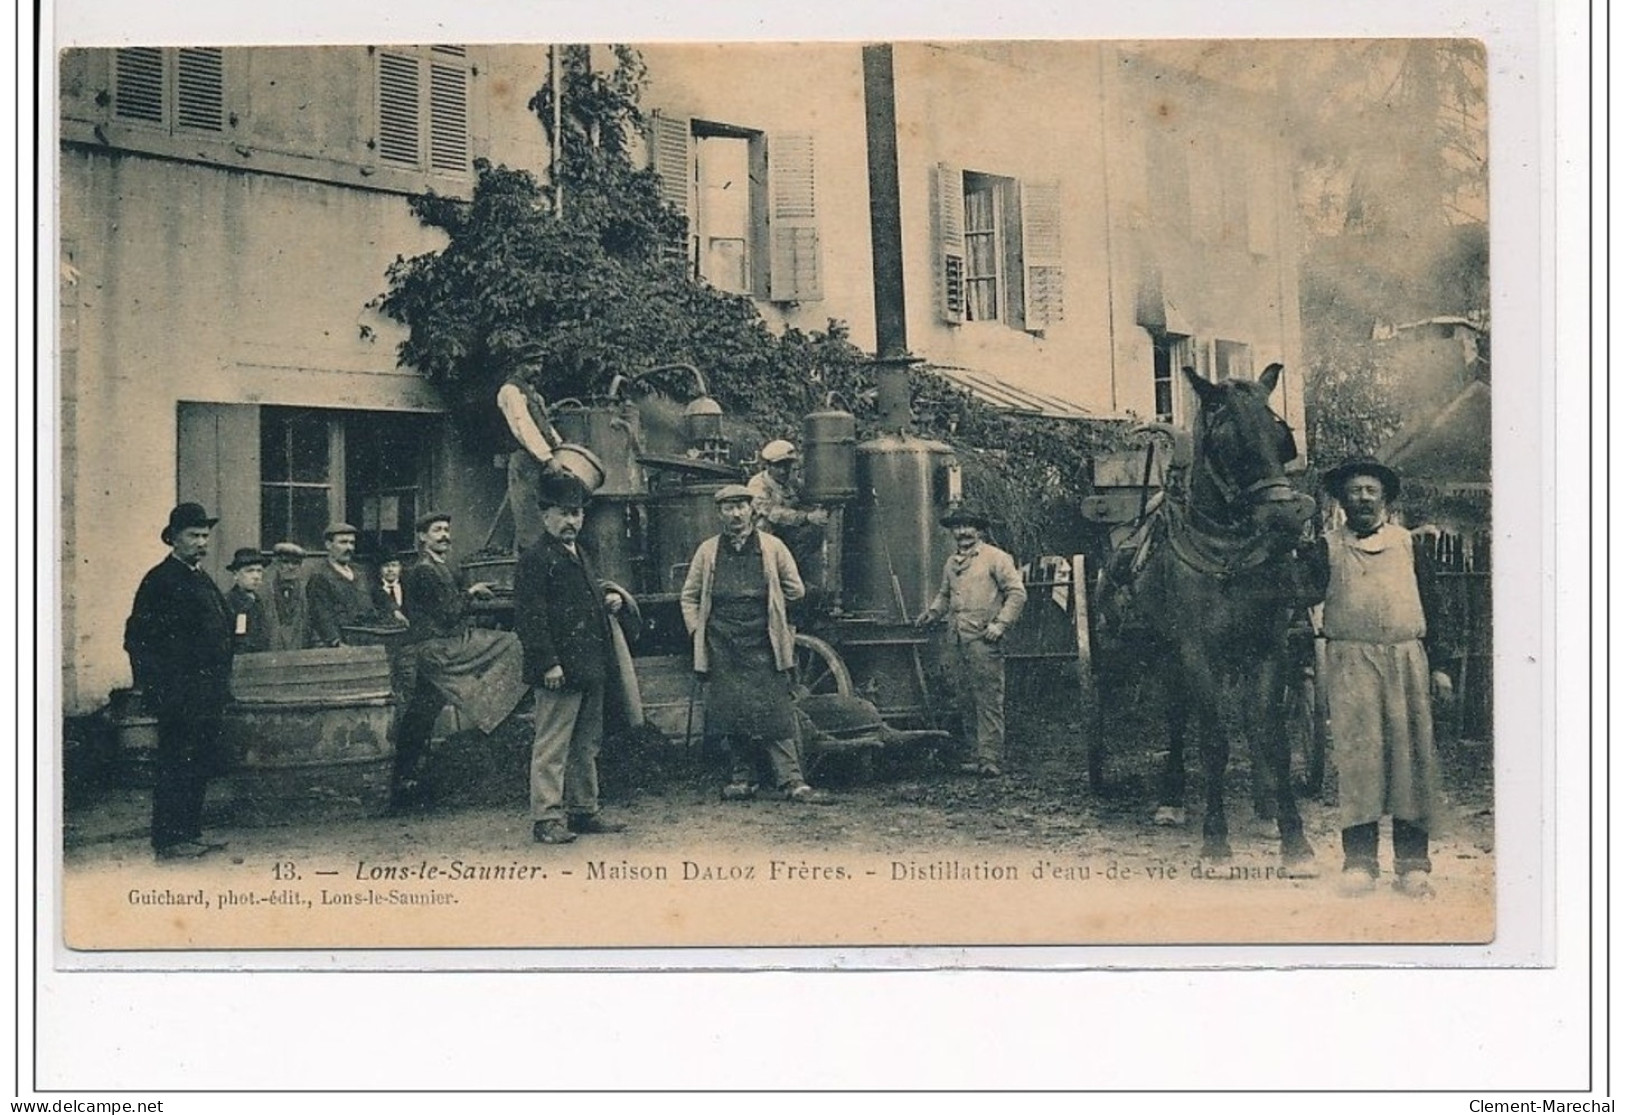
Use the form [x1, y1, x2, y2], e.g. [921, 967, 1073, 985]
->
[287, 411, 330, 483]
[260, 410, 290, 482]
[260, 486, 289, 548]
[290, 487, 331, 550]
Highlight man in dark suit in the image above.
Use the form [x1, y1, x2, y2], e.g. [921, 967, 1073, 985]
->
[513, 473, 630, 844]
[304, 522, 378, 647]
[124, 502, 236, 860]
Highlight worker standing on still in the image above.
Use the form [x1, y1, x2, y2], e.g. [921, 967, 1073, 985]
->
[746, 439, 829, 591]
[497, 343, 567, 554]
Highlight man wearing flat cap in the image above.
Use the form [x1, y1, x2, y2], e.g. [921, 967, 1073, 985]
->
[680, 484, 830, 804]
[916, 507, 1027, 776]
[393, 511, 529, 808]
[304, 522, 380, 648]
[515, 474, 635, 841]
[124, 503, 235, 859]
[224, 547, 271, 654]
[264, 542, 310, 652]
[1311, 456, 1456, 899]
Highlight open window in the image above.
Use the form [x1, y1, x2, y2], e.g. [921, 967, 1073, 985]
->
[931, 164, 1064, 333]
[647, 112, 822, 302]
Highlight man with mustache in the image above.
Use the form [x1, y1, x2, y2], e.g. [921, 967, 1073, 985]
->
[1312, 457, 1455, 899]
[123, 503, 235, 860]
[513, 473, 632, 843]
[915, 508, 1027, 777]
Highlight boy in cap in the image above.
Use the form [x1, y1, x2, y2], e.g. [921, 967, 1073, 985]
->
[1311, 457, 1455, 898]
[223, 547, 271, 653]
[916, 508, 1027, 776]
[680, 484, 831, 804]
[124, 503, 235, 859]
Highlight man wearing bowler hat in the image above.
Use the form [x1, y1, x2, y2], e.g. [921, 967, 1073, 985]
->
[916, 507, 1028, 777]
[1312, 456, 1456, 899]
[124, 503, 236, 859]
[223, 547, 271, 654]
[304, 522, 380, 647]
[514, 472, 633, 842]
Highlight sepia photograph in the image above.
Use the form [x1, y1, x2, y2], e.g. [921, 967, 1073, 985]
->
[53, 36, 1502, 952]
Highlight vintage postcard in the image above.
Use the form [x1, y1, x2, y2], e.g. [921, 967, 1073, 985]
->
[53, 35, 1513, 958]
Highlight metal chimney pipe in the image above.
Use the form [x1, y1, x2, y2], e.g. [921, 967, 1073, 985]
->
[862, 43, 919, 432]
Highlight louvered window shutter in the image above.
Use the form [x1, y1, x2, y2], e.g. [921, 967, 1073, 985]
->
[931, 163, 966, 324]
[1020, 179, 1065, 331]
[377, 52, 422, 166]
[767, 132, 822, 302]
[428, 46, 469, 173]
[175, 48, 224, 131]
[114, 48, 165, 123]
[648, 111, 694, 267]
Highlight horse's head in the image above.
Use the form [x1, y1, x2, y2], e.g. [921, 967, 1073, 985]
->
[1183, 364, 1316, 541]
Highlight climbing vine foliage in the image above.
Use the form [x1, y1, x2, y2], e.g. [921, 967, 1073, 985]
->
[377, 46, 1124, 557]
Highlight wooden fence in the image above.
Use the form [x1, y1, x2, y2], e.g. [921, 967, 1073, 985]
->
[1418, 529, 1493, 742]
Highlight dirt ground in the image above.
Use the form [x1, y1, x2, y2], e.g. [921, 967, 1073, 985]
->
[61, 666, 1496, 949]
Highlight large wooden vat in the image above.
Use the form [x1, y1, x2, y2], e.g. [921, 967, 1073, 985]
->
[222, 646, 396, 826]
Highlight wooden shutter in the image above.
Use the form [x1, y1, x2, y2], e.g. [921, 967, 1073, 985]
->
[176, 403, 261, 585]
[175, 48, 224, 132]
[377, 51, 422, 166]
[1020, 179, 1064, 331]
[648, 111, 693, 267]
[428, 53, 469, 172]
[767, 132, 822, 302]
[114, 48, 165, 123]
[931, 163, 966, 324]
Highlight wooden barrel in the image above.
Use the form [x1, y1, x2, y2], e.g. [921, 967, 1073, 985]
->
[633, 655, 702, 744]
[222, 646, 396, 826]
[109, 687, 158, 788]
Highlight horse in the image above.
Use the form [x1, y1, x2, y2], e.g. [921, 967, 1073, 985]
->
[1097, 364, 1318, 865]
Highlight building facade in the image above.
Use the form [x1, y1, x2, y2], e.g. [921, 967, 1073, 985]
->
[57, 41, 1304, 714]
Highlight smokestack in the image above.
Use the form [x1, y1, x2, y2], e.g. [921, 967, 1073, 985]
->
[862, 43, 919, 432]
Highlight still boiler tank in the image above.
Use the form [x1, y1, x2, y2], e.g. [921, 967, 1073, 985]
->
[550, 401, 646, 498]
[844, 433, 960, 621]
[801, 403, 858, 503]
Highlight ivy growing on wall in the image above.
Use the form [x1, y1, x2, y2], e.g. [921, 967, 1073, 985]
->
[376, 45, 1125, 558]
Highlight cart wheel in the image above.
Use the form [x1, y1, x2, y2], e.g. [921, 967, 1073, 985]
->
[791, 634, 854, 698]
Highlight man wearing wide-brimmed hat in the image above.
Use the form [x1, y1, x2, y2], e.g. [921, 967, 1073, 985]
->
[1312, 456, 1455, 899]
[123, 503, 235, 860]
[915, 507, 1028, 777]
[223, 547, 271, 653]
[304, 522, 380, 648]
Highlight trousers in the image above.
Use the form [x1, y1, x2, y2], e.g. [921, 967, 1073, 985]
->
[724, 735, 805, 790]
[530, 681, 604, 822]
[151, 708, 225, 851]
[945, 634, 1007, 764]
